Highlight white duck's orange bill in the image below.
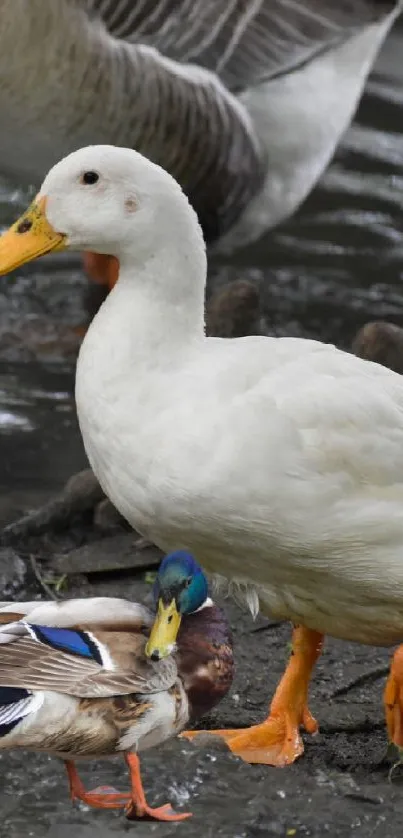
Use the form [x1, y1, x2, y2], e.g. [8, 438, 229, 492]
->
[0, 196, 67, 274]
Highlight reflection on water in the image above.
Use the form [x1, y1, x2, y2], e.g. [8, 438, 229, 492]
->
[0, 24, 403, 497]
[0, 362, 82, 494]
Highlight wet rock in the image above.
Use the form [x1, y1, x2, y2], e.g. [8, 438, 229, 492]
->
[0, 547, 27, 597]
[1, 468, 105, 546]
[0, 316, 81, 364]
[49, 533, 163, 577]
[352, 321, 403, 374]
[206, 279, 262, 338]
[93, 497, 128, 534]
[248, 822, 285, 837]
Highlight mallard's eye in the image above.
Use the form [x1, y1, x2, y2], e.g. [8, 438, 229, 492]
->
[81, 171, 99, 185]
[185, 577, 192, 588]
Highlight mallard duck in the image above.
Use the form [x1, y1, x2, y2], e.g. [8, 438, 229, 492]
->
[0, 0, 401, 284]
[352, 321, 403, 375]
[0, 549, 234, 821]
[3, 145, 403, 770]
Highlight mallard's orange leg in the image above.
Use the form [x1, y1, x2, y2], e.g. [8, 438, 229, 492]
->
[83, 252, 119, 291]
[65, 760, 130, 809]
[124, 753, 192, 822]
[181, 625, 323, 766]
[384, 645, 403, 755]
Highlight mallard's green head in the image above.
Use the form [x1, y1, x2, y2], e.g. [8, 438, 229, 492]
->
[145, 550, 209, 661]
[155, 550, 208, 614]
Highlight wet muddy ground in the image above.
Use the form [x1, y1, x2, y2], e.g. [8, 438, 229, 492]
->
[2, 17, 403, 838]
[0, 514, 400, 838]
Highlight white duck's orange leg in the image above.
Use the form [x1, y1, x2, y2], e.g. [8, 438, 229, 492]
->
[124, 753, 192, 821]
[65, 760, 130, 808]
[181, 625, 323, 766]
[384, 645, 403, 749]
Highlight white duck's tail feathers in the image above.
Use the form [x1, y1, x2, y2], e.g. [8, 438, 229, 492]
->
[212, 574, 260, 620]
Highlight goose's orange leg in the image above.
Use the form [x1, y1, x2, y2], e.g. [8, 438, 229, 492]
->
[83, 252, 119, 291]
[73, 253, 120, 338]
[384, 644, 403, 751]
[181, 625, 323, 766]
[124, 753, 191, 822]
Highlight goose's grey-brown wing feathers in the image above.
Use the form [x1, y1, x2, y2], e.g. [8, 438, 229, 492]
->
[85, 0, 397, 91]
[63, 0, 399, 242]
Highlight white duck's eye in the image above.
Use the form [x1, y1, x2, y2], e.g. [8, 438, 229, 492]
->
[80, 171, 100, 185]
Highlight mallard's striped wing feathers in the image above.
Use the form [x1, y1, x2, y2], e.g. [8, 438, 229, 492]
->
[0, 636, 175, 697]
[0, 617, 177, 698]
[87, 0, 397, 90]
[0, 626, 177, 698]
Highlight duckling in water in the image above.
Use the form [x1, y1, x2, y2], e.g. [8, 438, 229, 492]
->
[0, 550, 233, 821]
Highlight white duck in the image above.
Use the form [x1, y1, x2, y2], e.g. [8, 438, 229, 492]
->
[0, 0, 402, 264]
[1, 145, 403, 768]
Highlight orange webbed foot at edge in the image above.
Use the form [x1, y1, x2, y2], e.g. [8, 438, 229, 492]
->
[181, 626, 323, 766]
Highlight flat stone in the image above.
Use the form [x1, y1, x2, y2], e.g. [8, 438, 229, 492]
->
[49, 533, 163, 576]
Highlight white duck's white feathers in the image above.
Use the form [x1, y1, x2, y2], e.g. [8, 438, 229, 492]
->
[28, 143, 401, 651]
[79, 318, 403, 647]
[0, 0, 401, 246]
[7, 143, 403, 652]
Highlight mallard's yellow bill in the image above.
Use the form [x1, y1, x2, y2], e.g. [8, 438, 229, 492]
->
[145, 598, 182, 660]
[0, 197, 67, 275]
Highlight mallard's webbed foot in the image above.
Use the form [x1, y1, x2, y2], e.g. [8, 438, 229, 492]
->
[124, 753, 192, 822]
[65, 761, 130, 809]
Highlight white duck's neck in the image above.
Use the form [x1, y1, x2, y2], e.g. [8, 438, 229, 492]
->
[76, 210, 207, 401]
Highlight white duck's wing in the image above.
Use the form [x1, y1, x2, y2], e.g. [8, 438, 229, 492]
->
[86, 0, 399, 90]
[203, 343, 403, 556]
[0, 599, 176, 697]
